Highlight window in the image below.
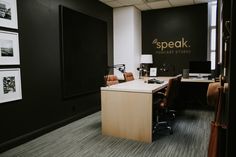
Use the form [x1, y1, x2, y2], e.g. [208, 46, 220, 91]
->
[209, 2, 217, 70]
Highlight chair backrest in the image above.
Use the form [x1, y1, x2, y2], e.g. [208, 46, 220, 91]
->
[174, 75, 182, 98]
[165, 77, 180, 107]
[207, 82, 221, 106]
[104, 75, 119, 86]
[123, 72, 134, 81]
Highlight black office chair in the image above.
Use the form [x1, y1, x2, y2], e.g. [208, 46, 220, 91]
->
[153, 76, 181, 135]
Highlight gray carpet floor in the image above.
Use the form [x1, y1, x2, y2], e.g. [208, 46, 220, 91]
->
[0, 109, 214, 157]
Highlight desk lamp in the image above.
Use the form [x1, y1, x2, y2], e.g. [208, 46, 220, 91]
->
[138, 54, 153, 78]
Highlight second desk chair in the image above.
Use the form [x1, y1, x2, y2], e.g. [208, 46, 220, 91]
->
[123, 72, 134, 81]
[104, 75, 119, 86]
[153, 76, 181, 135]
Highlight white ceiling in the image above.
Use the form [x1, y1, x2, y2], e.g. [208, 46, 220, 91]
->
[99, 0, 216, 10]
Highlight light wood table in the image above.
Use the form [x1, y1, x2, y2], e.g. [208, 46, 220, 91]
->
[101, 77, 172, 143]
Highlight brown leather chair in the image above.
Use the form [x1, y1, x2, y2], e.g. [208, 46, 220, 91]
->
[123, 72, 134, 81]
[153, 77, 181, 134]
[207, 82, 221, 107]
[104, 75, 119, 86]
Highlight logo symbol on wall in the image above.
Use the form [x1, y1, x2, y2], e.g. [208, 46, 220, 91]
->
[152, 38, 191, 54]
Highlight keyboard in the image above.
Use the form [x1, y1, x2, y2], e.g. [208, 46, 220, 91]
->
[148, 78, 164, 84]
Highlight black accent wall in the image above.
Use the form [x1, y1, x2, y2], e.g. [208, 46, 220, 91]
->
[227, 0, 235, 156]
[0, 0, 113, 152]
[142, 4, 208, 76]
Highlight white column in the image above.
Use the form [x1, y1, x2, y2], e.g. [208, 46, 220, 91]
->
[113, 6, 141, 79]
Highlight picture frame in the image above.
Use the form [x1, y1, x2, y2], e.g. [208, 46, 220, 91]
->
[0, 68, 22, 104]
[0, 0, 18, 29]
[149, 67, 157, 77]
[0, 30, 20, 65]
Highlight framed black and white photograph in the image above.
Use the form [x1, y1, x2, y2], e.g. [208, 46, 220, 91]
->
[0, 0, 18, 29]
[0, 68, 22, 104]
[149, 67, 157, 77]
[0, 31, 20, 65]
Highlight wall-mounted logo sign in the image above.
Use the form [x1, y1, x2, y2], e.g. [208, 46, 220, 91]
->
[152, 37, 191, 55]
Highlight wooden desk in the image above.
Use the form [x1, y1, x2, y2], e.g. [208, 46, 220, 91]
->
[181, 77, 215, 83]
[101, 77, 171, 143]
[180, 77, 215, 107]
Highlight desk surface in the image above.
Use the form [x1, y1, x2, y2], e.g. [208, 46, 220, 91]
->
[101, 77, 172, 93]
[181, 77, 215, 83]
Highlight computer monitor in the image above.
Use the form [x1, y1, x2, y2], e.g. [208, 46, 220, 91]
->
[189, 61, 211, 76]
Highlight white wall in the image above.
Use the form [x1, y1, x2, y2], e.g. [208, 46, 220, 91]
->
[113, 6, 141, 79]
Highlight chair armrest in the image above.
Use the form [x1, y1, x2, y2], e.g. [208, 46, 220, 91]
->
[153, 92, 166, 105]
[156, 92, 166, 98]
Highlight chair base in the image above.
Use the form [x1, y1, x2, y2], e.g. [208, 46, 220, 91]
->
[152, 121, 173, 135]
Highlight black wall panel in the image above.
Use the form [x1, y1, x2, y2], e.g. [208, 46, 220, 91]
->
[142, 4, 208, 76]
[0, 0, 113, 151]
[60, 6, 107, 98]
